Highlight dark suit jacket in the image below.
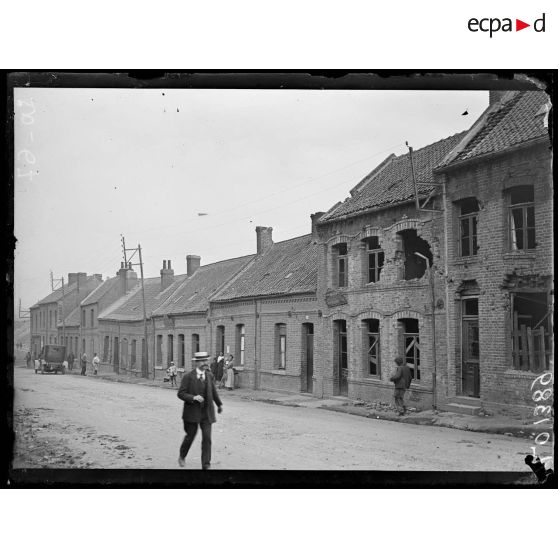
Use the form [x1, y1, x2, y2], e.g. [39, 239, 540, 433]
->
[390, 365, 413, 390]
[178, 369, 223, 423]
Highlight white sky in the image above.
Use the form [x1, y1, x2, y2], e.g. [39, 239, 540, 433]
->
[14, 88, 488, 309]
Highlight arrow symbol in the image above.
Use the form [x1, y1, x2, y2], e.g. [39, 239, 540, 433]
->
[516, 19, 530, 31]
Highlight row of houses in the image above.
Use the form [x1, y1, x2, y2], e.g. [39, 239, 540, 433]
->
[29, 90, 552, 415]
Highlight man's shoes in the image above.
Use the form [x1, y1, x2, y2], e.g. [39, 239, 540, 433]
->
[178, 456, 185, 468]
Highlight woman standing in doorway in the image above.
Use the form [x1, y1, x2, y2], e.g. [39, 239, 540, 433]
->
[224, 354, 235, 390]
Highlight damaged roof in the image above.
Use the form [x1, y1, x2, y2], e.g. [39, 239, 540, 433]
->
[211, 235, 317, 302]
[439, 90, 550, 167]
[152, 255, 255, 316]
[98, 275, 187, 322]
[319, 131, 467, 223]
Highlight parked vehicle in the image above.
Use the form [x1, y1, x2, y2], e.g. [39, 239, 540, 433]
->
[37, 345, 67, 374]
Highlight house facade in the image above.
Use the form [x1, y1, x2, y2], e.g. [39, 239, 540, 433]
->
[210, 226, 320, 393]
[436, 90, 552, 412]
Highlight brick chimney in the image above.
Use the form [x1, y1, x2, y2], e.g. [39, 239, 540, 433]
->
[68, 273, 78, 285]
[93, 274, 103, 282]
[186, 255, 201, 277]
[256, 226, 273, 254]
[161, 259, 175, 291]
[116, 263, 137, 296]
[311, 212, 325, 239]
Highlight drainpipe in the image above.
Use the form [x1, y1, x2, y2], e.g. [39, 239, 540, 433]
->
[415, 252, 437, 410]
[441, 175, 451, 400]
[254, 299, 259, 390]
[152, 316, 156, 380]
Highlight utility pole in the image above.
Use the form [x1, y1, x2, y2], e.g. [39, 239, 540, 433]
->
[51, 273, 66, 348]
[121, 236, 150, 379]
[415, 251, 437, 411]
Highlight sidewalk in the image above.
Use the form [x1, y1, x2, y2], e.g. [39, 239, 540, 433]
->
[82, 368, 551, 440]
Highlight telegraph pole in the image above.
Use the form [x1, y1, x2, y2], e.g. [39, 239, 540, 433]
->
[121, 236, 150, 379]
[51, 273, 66, 348]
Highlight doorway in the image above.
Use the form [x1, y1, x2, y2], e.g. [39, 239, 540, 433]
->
[302, 323, 314, 393]
[334, 320, 348, 396]
[461, 298, 480, 397]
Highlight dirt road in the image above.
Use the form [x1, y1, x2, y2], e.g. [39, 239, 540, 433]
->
[12, 367, 530, 470]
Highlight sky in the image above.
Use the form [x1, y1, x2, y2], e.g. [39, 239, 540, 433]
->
[14, 87, 489, 311]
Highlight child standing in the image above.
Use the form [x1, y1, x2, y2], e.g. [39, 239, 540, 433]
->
[167, 361, 178, 387]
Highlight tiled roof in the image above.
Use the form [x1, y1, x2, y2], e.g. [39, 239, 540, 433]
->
[81, 276, 121, 306]
[98, 274, 188, 322]
[441, 91, 550, 166]
[36, 276, 102, 306]
[61, 305, 81, 328]
[153, 255, 255, 315]
[320, 132, 467, 222]
[212, 235, 317, 301]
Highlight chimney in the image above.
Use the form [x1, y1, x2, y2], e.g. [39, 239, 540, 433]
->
[76, 272, 87, 292]
[256, 226, 273, 254]
[93, 274, 103, 282]
[68, 273, 78, 285]
[161, 259, 175, 291]
[311, 212, 325, 239]
[186, 255, 201, 277]
[489, 90, 508, 106]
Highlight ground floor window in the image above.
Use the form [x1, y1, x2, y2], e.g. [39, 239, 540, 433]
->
[511, 292, 552, 372]
[178, 334, 185, 368]
[167, 334, 174, 367]
[103, 336, 110, 361]
[192, 333, 200, 358]
[236, 324, 245, 366]
[399, 318, 420, 380]
[363, 319, 380, 376]
[156, 335, 162, 366]
[216, 326, 225, 356]
[131, 339, 137, 368]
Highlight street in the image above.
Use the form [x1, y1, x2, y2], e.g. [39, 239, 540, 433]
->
[12, 366, 529, 470]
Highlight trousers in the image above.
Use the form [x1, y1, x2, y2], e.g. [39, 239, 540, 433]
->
[394, 388, 406, 414]
[179, 420, 212, 467]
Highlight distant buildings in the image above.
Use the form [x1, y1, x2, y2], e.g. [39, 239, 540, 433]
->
[28, 91, 552, 415]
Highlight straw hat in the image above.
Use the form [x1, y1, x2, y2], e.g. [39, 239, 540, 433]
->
[191, 351, 210, 362]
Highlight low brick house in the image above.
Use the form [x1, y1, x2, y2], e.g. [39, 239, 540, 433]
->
[29, 272, 102, 358]
[96, 262, 186, 376]
[210, 226, 320, 393]
[313, 133, 466, 408]
[151, 254, 254, 376]
[435, 90, 552, 412]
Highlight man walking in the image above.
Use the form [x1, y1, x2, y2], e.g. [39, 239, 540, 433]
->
[389, 356, 413, 416]
[80, 352, 87, 376]
[92, 352, 100, 375]
[177, 351, 223, 470]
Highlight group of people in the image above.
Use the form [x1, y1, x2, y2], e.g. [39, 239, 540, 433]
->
[166, 352, 236, 390]
[77, 352, 100, 375]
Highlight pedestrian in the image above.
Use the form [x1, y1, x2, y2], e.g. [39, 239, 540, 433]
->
[167, 361, 178, 387]
[80, 352, 87, 376]
[210, 356, 218, 384]
[34, 357, 41, 374]
[224, 354, 235, 390]
[68, 352, 74, 371]
[389, 356, 413, 416]
[25, 351, 32, 368]
[92, 352, 100, 375]
[177, 351, 223, 470]
[217, 352, 225, 385]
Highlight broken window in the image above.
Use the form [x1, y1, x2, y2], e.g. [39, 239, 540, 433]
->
[509, 185, 535, 250]
[364, 236, 384, 283]
[332, 243, 348, 288]
[363, 319, 380, 376]
[399, 318, 420, 380]
[275, 323, 287, 369]
[397, 229, 433, 280]
[457, 198, 479, 256]
[511, 292, 552, 372]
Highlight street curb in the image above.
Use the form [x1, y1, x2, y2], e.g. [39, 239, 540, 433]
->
[86, 372, 550, 440]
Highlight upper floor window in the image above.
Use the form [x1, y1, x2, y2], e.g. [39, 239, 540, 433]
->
[364, 237, 384, 283]
[458, 198, 479, 257]
[332, 243, 348, 288]
[509, 185, 535, 250]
